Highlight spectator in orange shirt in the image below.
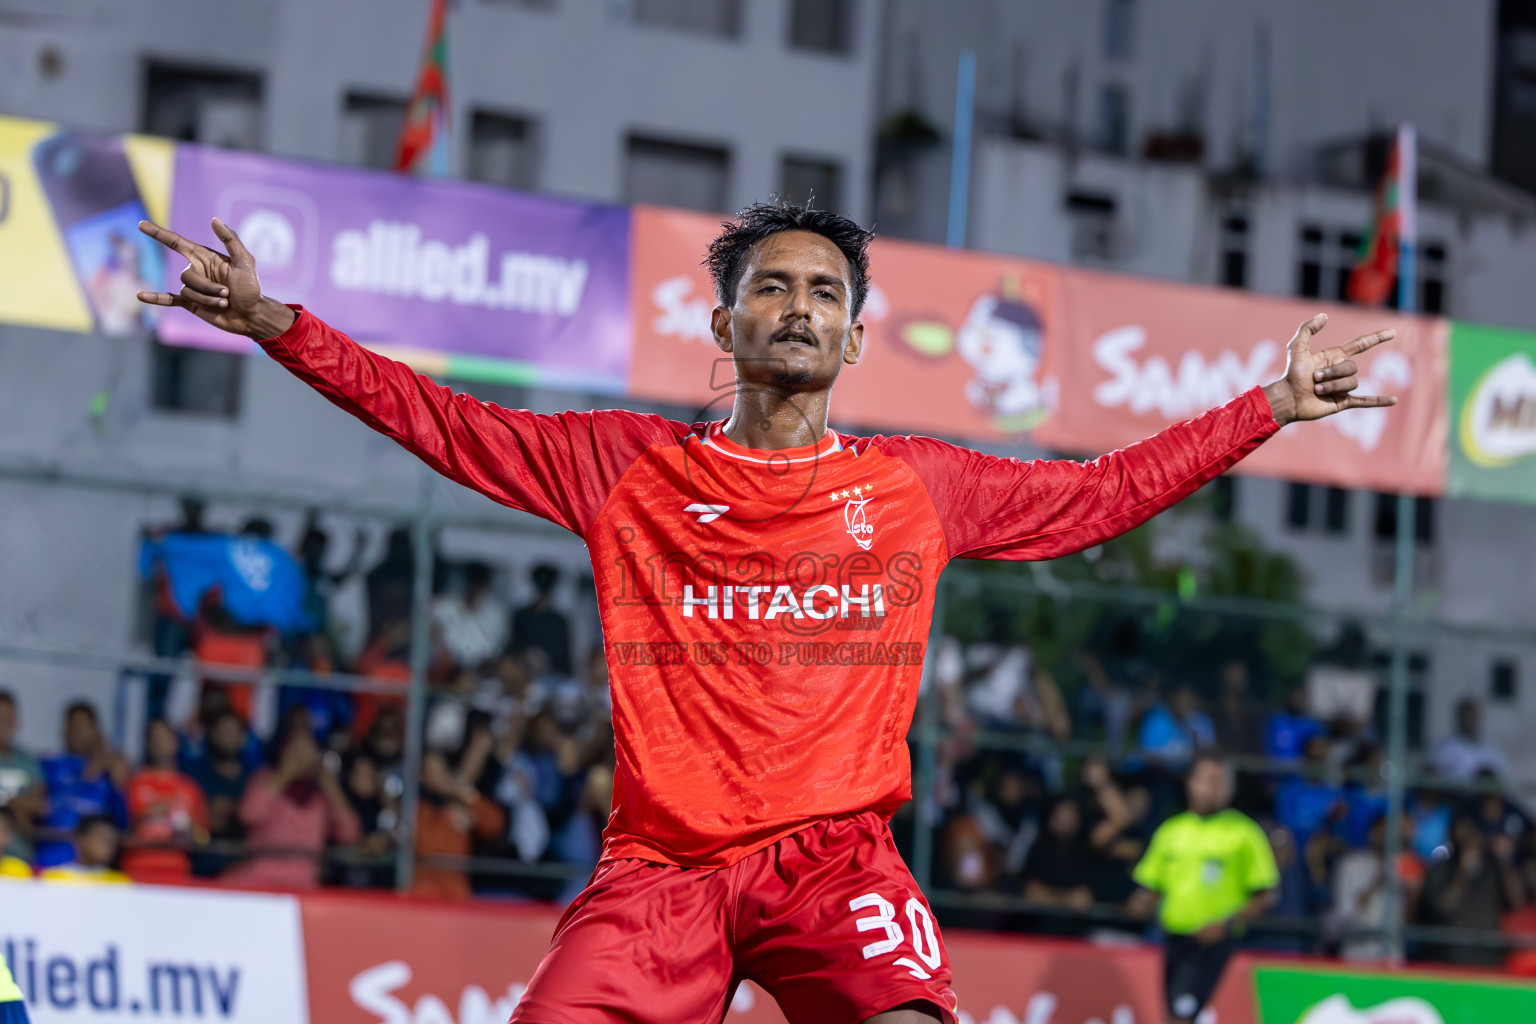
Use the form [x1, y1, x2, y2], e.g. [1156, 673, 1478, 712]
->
[411, 720, 505, 900]
[122, 719, 208, 883]
[352, 619, 413, 742]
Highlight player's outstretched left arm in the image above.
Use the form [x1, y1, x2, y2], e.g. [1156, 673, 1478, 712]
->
[1260, 313, 1396, 426]
[882, 315, 1401, 563]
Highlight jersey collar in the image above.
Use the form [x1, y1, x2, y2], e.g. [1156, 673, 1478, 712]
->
[701, 421, 843, 465]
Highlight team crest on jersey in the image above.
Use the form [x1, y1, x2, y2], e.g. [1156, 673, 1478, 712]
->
[843, 495, 874, 550]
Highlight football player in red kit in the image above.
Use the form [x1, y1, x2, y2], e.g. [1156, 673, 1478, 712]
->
[137, 205, 1395, 1024]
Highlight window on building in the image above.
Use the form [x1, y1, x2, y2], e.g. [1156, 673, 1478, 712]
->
[1285, 482, 1311, 530]
[1066, 191, 1119, 263]
[1491, 658, 1519, 701]
[1287, 483, 1351, 535]
[1492, 8, 1536, 194]
[633, 0, 743, 38]
[142, 62, 263, 149]
[1095, 83, 1130, 154]
[1211, 475, 1238, 522]
[341, 93, 408, 170]
[1220, 213, 1249, 288]
[780, 156, 843, 212]
[1335, 231, 1360, 303]
[625, 135, 731, 212]
[1103, 0, 1135, 59]
[1420, 241, 1448, 314]
[1297, 225, 1324, 298]
[1372, 493, 1435, 545]
[468, 110, 539, 190]
[151, 341, 243, 417]
[1323, 487, 1350, 535]
[1297, 223, 1397, 305]
[789, 0, 852, 54]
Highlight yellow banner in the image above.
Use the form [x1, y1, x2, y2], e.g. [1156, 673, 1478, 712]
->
[0, 115, 173, 335]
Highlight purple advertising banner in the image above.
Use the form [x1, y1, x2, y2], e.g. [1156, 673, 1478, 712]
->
[161, 145, 633, 391]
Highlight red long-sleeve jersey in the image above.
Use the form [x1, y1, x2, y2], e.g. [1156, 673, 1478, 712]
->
[262, 309, 1279, 868]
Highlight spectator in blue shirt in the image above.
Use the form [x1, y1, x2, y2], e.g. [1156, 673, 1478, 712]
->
[1136, 684, 1215, 768]
[1274, 735, 1346, 850]
[38, 702, 128, 868]
[1264, 689, 1325, 762]
[1340, 745, 1389, 849]
[1408, 788, 1455, 861]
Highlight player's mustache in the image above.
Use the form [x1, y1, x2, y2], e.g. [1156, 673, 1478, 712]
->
[769, 323, 818, 346]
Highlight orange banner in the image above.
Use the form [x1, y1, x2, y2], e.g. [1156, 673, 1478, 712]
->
[628, 205, 1064, 441]
[628, 208, 1448, 494]
[1030, 269, 1447, 494]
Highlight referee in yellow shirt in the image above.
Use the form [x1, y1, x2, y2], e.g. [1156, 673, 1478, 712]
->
[1132, 754, 1279, 1024]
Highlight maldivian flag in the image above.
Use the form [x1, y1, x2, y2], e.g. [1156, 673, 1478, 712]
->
[394, 0, 450, 176]
[1347, 123, 1417, 306]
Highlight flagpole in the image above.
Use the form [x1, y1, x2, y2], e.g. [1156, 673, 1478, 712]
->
[1381, 121, 1417, 965]
[946, 51, 977, 249]
[429, 0, 452, 178]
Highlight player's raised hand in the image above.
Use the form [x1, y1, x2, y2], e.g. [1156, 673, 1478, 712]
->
[1262, 313, 1399, 426]
[135, 217, 296, 339]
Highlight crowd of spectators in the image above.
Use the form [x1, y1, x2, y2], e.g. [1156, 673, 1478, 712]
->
[0, 502, 612, 903]
[921, 636, 1536, 968]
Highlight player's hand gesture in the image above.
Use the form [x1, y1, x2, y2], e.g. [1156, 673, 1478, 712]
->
[1263, 313, 1398, 426]
[135, 217, 297, 339]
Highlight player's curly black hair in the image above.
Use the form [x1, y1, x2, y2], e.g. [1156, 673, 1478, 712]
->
[704, 200, 874, 319]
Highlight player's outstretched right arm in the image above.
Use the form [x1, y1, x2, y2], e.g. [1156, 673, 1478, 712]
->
[136, 218, 680, 535]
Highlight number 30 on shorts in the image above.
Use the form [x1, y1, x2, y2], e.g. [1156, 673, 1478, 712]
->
[848, 893, 943, 980]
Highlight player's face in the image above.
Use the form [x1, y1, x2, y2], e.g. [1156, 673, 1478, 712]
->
[713, 230, 864, 392]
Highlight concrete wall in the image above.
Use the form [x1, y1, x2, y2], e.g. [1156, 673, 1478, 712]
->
[877, 0, 1498, 243]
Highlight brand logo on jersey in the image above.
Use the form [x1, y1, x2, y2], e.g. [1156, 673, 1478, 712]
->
[844, 496, 874, 550]
[827, 484, 875, 550]
[683, 502, 730, 524]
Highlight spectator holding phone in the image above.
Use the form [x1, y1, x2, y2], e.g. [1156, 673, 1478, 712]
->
[223, 710, 359, 890]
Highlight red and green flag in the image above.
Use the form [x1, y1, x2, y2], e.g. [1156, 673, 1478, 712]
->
[1347, 124, 1417, 307]
[394, 0, 451, 176]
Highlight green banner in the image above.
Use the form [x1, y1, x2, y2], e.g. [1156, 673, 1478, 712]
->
[1449, 319, 1536, 504]
[1254, 965, 1536, 1024]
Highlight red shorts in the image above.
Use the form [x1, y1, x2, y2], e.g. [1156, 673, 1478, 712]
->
[511, 812, 959, 1024]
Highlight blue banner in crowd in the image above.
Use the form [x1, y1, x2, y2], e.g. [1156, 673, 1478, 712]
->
[139, 533, 311, 635]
